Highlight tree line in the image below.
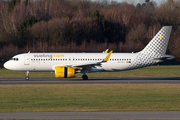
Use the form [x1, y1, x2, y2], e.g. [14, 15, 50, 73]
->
[0, 0, 180, 65]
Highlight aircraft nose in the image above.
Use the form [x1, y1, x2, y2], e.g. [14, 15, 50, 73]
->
[4, 61, 11, 70]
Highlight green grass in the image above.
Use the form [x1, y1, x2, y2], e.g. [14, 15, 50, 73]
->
[0, 84, 180, 112]
[0, 65, 180, 78]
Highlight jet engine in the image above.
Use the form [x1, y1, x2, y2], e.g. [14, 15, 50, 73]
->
[55, 66, 75, 78]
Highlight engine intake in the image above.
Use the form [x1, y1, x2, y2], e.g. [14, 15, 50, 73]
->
[55, 66, 75, 78]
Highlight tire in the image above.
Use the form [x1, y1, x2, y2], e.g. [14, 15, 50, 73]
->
[82, 75, 88, 80]
[25, 76, 29, 80]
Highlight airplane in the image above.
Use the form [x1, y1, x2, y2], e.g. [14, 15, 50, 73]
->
[4, 26, 175, 80]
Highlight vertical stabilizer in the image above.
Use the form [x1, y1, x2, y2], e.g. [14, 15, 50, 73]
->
[140, 26, 172, 56]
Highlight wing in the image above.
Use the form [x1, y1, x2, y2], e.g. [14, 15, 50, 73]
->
[73, 50, 113, 68]
[52, 50, 113, 71]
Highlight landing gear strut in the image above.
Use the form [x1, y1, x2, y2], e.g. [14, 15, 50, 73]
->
[82, 75, 88, 80]
[25, 71, 29, 80]
[81, 69, 88, 80]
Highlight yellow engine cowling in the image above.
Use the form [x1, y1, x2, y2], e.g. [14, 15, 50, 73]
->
[55, 66, 75, 78]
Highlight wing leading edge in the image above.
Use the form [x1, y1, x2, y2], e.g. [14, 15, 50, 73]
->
[52, 50, 113, 70]
[73, 50, 113, 68]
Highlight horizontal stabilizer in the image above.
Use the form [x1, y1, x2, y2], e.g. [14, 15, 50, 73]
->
[152, 55, 175, 62]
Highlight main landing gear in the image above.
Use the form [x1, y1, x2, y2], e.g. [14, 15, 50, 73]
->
[82, 75, 88, 80]
[81, 69, 88, 80]
[25, 71, 29, 80]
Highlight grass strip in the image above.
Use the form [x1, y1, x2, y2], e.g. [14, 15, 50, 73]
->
[0, 84, 180, 112]
[0, 65, 180, 78]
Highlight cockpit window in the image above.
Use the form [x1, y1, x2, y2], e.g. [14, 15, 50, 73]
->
[10, 58, 18, 61]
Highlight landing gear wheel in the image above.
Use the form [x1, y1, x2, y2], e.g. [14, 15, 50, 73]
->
[82, 75, 88, 80]
[25, 76, 29, 80]
[25, 71, 29, 80]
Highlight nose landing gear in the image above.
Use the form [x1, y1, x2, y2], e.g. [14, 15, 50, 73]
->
[25, 71, 29, 80]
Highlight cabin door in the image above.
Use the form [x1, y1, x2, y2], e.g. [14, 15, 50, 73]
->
[24, 55, 30, 65]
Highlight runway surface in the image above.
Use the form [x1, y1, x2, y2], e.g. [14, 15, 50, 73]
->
[1, 111, 180, 119]
[0, 77, 180, 84]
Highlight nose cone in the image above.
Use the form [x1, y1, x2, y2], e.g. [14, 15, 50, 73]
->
[4, 61, 11, 70]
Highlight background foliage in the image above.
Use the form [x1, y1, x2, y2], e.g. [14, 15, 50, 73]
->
[0, 0, 180, 64]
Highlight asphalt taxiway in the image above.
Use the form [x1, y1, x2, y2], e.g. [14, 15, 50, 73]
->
[0, 77, 180, 84]
[1, 111, 180, 119]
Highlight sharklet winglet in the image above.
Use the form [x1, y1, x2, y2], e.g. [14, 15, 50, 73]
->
[105, 49, 109, 53]
[103, 50, 113, 62]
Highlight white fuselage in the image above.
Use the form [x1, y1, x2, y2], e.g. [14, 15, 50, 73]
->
[4, 53, 139, 72]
